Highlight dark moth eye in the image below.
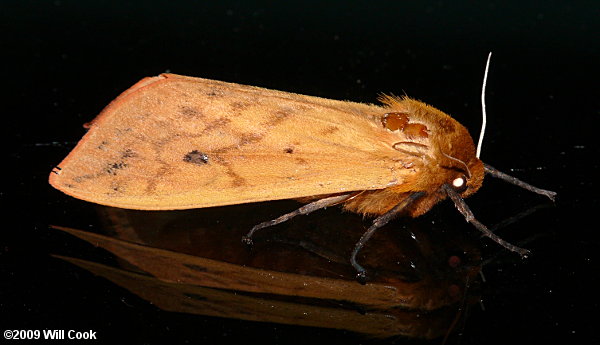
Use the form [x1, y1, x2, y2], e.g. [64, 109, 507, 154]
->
[451, 175, 468, 193]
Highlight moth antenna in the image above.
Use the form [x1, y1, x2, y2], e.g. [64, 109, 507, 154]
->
[441, 152, 471, 178]
[484, 164, 557, 201]
[476, 52, 492, 159]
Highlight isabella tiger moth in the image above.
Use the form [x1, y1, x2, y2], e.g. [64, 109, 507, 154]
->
[49, 55, 556, 281]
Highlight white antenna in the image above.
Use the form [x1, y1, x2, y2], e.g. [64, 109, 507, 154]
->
[476, 52, 492, 158]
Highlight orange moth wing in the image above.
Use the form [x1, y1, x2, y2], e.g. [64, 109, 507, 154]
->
[49, 73, 464, 211]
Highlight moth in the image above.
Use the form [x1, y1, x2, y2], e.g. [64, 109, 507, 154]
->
[49, 55, 555, 280]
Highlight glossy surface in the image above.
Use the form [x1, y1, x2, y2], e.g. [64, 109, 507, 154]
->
[4, 2, 596, 345]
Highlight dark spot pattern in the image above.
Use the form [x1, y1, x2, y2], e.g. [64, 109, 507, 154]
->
[263, 108, 294, 128]
[230, 101, 251, 111]
[183, 150, 209, 165]
[73, 175, 89, 183]
[115, 127, 132, 135]
[238, 133, 263, 146]
[179, 105, 204, 118]
[226, 169, 246, 187]
[144, 165, 171, 194]
[205, 88, 225, 97]
[321, 125, 340, 135]
[110, 180, 124, 193]
[106, 162, 128, 175]
[121, 148, 137, 158]
[295, 157, 308, 165]
[97, 141, 109, 150]
[202, 117, 231, 133]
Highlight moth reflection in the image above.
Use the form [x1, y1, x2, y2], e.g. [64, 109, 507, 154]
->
[53, 201, 483, 340]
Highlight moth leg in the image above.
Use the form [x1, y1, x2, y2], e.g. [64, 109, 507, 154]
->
[242, 193, 352, 246]
[483, 163, 557, 201]
[350, 191, 426, 284]
[443, 184, 530, 256]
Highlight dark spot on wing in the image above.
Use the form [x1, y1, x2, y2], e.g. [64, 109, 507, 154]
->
[97, 141, 109, 150]
[183, 150, 209, 165]
[106, 162, 128, 175]
[116, 127, 132, 135]
[202, 117, 231, 133]
[144, 164, 171, 194]
[73, 174, 95, 183]
[284, 146, 294, 154]
[205, 88, 225, 97]
[179, 105, 204, 118]
[321, 125, 340, 135]
[121, 148, 137, 158]
[226, 169, 246, 187]
[231, 101, 251, 111]
[239, 133, 263, 146]
[266, 108, 294, 127]
[295, 157, 308, 165]
[109, 181, 125, 194]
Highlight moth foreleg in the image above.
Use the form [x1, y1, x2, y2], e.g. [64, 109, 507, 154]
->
[443, 183, 530, 257]
[350, 191, 425, 284]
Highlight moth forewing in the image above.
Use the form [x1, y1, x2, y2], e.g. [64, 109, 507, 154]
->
[50, 74, 418, 210]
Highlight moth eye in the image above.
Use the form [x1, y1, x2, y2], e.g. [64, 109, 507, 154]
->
[451, 175, 468, 192]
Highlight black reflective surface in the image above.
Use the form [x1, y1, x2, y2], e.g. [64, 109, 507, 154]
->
[3, 1, 597, 344]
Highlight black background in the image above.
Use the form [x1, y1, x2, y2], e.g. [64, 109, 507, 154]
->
[2, 1, 598, 344]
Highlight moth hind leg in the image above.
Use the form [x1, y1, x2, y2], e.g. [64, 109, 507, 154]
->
[241, 193, 352, 246]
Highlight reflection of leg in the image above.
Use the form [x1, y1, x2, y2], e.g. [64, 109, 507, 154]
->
[242, 194, 352, 245]
[351, 191, 425, 283]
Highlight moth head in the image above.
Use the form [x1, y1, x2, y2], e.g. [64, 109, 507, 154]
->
[441, 153, 485, 199]
[378, 95, 486, 197]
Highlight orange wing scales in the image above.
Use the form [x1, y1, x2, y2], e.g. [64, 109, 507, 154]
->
[50, 74, 425, 210]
